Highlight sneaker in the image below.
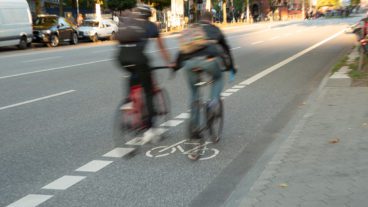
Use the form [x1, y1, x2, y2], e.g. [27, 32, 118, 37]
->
[142, 128, 161, 144]
[120, 102, 133, 110]
[187, 139, 203, 161]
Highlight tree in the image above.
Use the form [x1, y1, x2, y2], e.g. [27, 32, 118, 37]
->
[351, 0, 360, 6]
[108, 0, 136, 11]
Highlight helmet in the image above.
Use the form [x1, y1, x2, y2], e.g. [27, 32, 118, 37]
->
[133, 4, 152, 19]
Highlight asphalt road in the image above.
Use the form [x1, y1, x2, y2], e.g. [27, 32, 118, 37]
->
[0, 17, 359, 207]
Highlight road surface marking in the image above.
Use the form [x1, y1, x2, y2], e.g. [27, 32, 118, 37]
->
[251, 41, 265, 45]
[225, 88, 240, 93]
[240, 30, 344, 86]
[42, 175, 85, 190]
[103, 148, 136, 158]
[231, 47, 241, 50]
[22, 56, 60, 63]
[0, 90, 75, 111]
[75, 160, 113, 172]
[176, 113, 190, 119]
[232, 85, 246, 89]
[160, 120, 184, 127]
[221, 92, 232, 97]
[6, 194, 53, 207]
[0, 59, 112, 80]
[126, 137, 150, 146]
[270, 36, 280, 40]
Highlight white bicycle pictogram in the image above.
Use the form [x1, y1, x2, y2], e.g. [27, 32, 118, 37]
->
[146, 139, 219, 160]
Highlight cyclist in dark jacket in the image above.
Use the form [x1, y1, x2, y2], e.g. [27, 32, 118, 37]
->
[118, 4, 171, 141]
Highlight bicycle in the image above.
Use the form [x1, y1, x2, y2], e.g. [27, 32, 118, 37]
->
[113, 66, 171, 147]
[188, 67, 224, 144]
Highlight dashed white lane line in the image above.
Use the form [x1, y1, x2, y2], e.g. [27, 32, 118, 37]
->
[251, 41, 265, 45]
[176, 113, 190, 119]
[225, 88, 240, 93]
[0, 90, 76, 111]
[0, 59, 112, 80]
[240, 30, 344, 86]
[126, 137, 150, 146]
[103, 148, 136, 158]
[221, 92, 233, 97]
[22, 56, 60, 63]
[160, 120, 184, 127]
[6, 194, 53, 207]
[42, 175, 85, 190]
[232, 85, 246, 89]
[75, 160, 113, 172]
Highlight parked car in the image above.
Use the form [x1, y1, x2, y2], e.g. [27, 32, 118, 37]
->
[32, 15, 78, 47]
[0, 0, 33, 49]
[78, 19, 118, 42]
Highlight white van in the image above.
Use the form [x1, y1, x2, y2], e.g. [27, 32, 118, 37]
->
[0, 0, 33, 49]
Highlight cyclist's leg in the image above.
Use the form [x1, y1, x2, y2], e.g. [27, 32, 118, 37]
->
[183, 59, 201, 128]
[137, 64, 155, 128]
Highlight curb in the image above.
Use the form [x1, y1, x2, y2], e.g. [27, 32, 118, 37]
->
[326, 47, 359, 87]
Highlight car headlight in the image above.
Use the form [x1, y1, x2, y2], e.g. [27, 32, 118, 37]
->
[42, 30, 51, 34]
[89, 30, 96, 35]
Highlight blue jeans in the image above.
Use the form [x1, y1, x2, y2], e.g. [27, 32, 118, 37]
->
[182, 57, 224, 128]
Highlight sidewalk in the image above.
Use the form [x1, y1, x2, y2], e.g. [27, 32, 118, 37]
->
[226, 76, 368, 205]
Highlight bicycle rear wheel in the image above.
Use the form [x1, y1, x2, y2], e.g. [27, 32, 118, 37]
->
[207, 99, 223, 143]
[112, 100, 145, 147]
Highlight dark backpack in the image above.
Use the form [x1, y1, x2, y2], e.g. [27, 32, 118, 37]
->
[116, 16, 147, 44]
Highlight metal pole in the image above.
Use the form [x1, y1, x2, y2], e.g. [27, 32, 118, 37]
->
[76, 0, 79, 17]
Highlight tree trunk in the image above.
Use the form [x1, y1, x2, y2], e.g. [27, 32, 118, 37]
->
[59, 0, 64, 17]
[35, 0, 42, 15]
[246, 0, 250, 23]
[222, 1, 227, 23]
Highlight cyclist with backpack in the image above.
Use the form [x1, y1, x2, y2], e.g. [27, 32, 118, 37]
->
[117, 4, 171, 141]
[173, 11, 237, 160]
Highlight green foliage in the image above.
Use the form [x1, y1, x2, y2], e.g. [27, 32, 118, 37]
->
[351, 0, 360, 6]
[142, 0, 171, 10]
[317, 0, 340, 9]
[108, 0, 136, 11]
[233, 0, 243, 12]
[212, 0, 221, 13]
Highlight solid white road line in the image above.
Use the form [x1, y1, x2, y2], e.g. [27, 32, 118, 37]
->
[231, 47, 241, 50]
[270, 36, 280, 40]
[160, 120, 184, 127]
[6, 194, 53, 207]
[251, 41, 265, 45]
[22, 56, 60, 63]
[225, 88, 240, 93]
[232, 85, 246, 89]
[0, 90, 76, 111]
[103, 148, 136, 158]
[176, 113, 190, 119]
[0, 59, 112, 80]
[221, 92, 232, 97]
[42, 175, 85, 190]
[240, 30, 344, 86]
[75, 160, 113, 172]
